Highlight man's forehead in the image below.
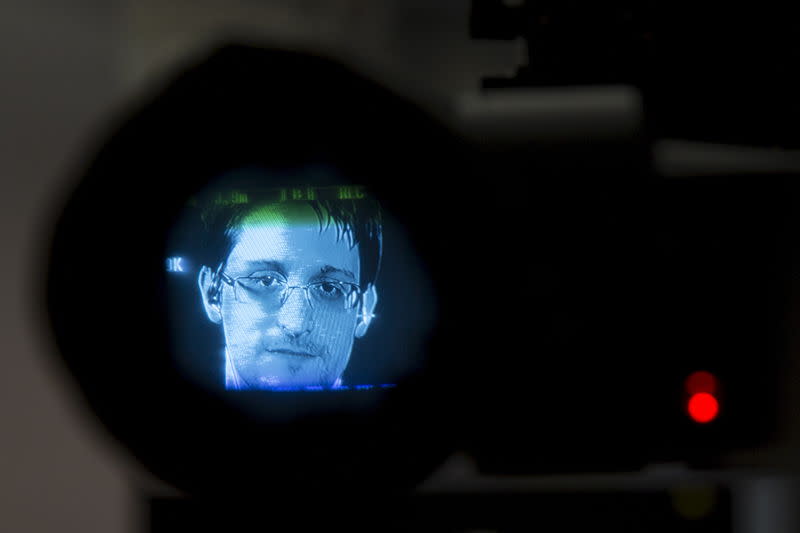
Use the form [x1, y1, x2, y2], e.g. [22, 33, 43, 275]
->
[226, 202, 360, 274]
[232, 202, 356, 247]
[239, 201, 321, 228]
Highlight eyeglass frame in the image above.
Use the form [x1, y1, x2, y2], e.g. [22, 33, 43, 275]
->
[212, 263, 364, 311]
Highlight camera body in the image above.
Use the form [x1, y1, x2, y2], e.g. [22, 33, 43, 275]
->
[44, 16, 800, 528]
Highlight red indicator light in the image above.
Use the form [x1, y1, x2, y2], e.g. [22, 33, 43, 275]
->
[685, 371, 718, 395]
[688, 392, 719, 423]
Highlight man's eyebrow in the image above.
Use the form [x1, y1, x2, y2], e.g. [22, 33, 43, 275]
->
[318, 265, 356, 281]
[240, 260, 286, 275]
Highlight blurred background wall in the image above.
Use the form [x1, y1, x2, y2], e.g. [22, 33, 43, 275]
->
[0, 3, 135, 532]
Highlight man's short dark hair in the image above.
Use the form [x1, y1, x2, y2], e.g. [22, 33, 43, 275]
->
[195, 166, 383, 287]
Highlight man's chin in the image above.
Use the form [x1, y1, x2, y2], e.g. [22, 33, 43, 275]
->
[232, 351, 345, 390]
[241, 366, 332, 390]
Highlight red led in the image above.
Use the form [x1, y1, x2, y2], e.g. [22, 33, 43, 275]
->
[685, 371, 718, 396]
[688, 392, 719, 423]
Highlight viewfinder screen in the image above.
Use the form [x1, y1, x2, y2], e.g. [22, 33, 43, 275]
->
[166, 166, 434, 395]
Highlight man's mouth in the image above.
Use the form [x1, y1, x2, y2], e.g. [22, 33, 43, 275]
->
[265, 349, 317, 358]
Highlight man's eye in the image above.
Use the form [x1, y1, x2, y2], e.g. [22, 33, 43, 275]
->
[255, 276, 279, 288]
[239, 276, 281, 290]
[313, 282, 345, 299]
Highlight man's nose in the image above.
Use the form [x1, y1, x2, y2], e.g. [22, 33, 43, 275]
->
[276, 286, 313, 337]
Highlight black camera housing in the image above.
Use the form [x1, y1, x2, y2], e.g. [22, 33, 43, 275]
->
[45, 45, 478, 500]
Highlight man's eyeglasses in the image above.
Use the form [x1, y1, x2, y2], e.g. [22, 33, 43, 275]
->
[217, 270, 362, 311]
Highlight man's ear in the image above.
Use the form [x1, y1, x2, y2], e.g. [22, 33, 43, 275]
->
[354, 283, 378, 338]
[198, 266, 223, 324]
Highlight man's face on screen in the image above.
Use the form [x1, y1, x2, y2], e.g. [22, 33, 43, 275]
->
[207, 203, 363, 389]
